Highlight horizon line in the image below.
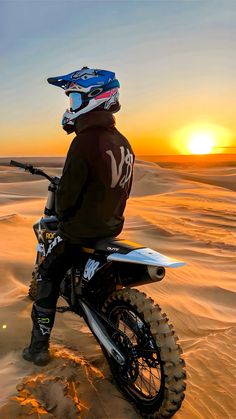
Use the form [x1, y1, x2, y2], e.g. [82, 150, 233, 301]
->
[0, 153, 236, 159]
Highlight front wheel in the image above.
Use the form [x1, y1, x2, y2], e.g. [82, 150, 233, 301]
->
[28, 271, 37, 300]
[29, 251, 44, 300]
[102, 288, 186, 418]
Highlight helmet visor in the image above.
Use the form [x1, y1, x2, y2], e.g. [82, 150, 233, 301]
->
[69, 92, 82, 111]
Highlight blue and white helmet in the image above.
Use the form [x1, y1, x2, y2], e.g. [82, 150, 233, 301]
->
[47, 67, 120, 133]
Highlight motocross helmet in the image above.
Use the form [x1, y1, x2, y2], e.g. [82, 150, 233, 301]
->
[47, 67, 120, 133]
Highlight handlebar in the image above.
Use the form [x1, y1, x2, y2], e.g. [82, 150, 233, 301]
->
[10, 160, 32, 170]
[10, 160, 57, 184]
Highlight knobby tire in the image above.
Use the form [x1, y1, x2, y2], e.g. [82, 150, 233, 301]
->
[102, 288, 186, 418]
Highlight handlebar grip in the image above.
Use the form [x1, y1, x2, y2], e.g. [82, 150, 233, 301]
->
[10, 160, 54, 182]
[10, 160, 29, 170]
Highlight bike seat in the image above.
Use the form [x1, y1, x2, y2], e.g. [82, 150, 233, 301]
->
[82, 237, 143, 255]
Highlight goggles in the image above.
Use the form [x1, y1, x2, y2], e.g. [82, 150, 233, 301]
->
[68, 92, 82, 111]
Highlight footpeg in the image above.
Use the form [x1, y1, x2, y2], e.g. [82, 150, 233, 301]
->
[56, 306, 71, 313]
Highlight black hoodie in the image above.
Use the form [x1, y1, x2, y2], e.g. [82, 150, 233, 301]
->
[56, 110, 134, 243]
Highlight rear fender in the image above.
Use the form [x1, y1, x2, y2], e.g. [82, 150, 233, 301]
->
[107, 247, 186, 287]
[107, 247, 185, 268]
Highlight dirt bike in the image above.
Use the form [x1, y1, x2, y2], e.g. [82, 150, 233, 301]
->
[10, 159, 186, 418]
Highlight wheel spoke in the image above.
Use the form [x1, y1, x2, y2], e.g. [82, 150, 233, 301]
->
[108, 305, 164, 400]
[118, 310, 162, 394]
[139, 359, 160, 387]
[137, 367, 157, 395]
[137, 368, 152, 395]
[137, 361, 161, 382]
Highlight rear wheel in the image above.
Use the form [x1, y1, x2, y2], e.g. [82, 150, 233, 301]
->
[102, 288, 186, 418]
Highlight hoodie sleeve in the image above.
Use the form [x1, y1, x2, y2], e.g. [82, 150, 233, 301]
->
[55, 137, 88, 221]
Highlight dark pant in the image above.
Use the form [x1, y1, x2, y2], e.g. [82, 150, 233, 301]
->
[36, 235, 82, 309]
[29, 235, 84, 346]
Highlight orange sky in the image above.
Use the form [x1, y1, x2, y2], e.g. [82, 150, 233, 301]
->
[1, 1, 236, 156]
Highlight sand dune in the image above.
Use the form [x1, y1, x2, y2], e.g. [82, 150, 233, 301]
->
[0, 159, 235, 418]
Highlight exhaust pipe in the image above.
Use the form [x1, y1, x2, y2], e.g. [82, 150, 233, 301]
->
[147, 266, 166, 281]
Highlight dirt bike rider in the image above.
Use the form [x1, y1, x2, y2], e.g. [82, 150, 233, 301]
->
[22, 67, 135, 366]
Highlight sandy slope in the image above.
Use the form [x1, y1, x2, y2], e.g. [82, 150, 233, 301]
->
[0, 160, 235, 418]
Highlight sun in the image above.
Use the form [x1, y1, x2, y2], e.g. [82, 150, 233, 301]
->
[188, 132, 215, 154]
[172, 123, 233, 155]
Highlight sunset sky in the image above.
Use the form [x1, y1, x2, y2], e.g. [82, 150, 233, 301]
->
[1, 0, 236, 156]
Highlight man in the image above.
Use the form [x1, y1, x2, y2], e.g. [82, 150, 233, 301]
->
[22, 67, 134, 365]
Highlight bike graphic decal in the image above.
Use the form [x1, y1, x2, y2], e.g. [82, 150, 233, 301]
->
[106, 146, 134, 190]
[107, 246, 119, 252]
[83, 259, 100, 281]
[46, 235, 63, 256]
[46, 232, 56, 240]
[37, 223, 46, 242]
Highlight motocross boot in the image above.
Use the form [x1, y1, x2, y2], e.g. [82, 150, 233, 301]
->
[22, 304, 56, 366]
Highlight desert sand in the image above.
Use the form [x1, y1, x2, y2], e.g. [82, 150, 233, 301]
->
[0, 158, 235, 418]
